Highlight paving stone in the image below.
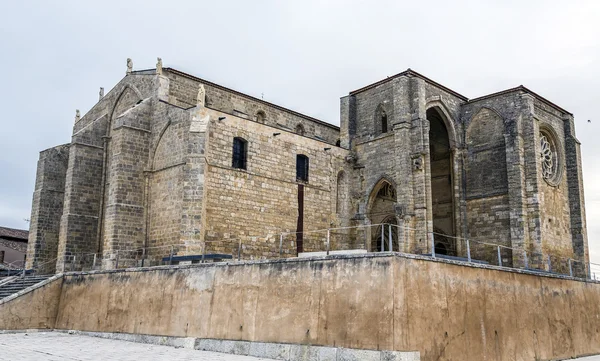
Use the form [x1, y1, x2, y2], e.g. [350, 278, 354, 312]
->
[0, 332, 276, 361]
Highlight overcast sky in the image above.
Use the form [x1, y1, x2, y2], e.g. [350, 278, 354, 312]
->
[1, 0, 599, 262]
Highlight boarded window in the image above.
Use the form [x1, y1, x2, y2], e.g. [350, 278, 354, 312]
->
[232, 137, 248, 170]
[296, 154, 309, 182]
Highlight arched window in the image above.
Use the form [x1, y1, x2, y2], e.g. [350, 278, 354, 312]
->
[295, 124, 305, 136]
[296, 154, 309, 182]
[335, 139, 341, 147]
[232, 137, 248, 170]
[375, 104, 388, 134]
[256, 111, 266, 124]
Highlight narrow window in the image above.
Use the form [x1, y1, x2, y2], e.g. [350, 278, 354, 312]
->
[295, 124, 305, 136]
[375, 104, 388, 135]
[232, 137, 248, 170]
[296, 154, 309, 182]
[256, 111, 266, 124]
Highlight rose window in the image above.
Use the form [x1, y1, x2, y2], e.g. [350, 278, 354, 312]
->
[539, 130, 561, 186]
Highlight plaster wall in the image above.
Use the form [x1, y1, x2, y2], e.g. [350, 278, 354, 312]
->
[0, 277, 63, 330]
[50, 254, 600, 361]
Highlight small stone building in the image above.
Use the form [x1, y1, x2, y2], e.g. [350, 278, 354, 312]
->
[26, 61, 588, 273]
[0, 226, 28, 268]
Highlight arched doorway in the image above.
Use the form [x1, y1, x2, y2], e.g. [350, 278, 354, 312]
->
[371, 216, 399, 252]
[427, 107, 456, 256]
[367, 180, 398, 252]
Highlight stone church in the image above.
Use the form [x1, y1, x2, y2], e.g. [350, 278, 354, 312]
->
[26, 59, 588, 273]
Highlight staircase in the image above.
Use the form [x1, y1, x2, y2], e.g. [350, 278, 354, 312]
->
[0, 275, 52, 300]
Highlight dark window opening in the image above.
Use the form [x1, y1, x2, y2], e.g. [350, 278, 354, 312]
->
[434, 242, 448, 255]
[295, 124, 305, 136]
[335, 139, 341, 147]
[296, 154, 309, 182]
[381, 113, 388, 133]
[232, 137, 248, 170]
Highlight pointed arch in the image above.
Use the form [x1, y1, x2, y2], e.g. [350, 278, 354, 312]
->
[150, 120, 172, 170]
[425, 100, 457, 148]
[109, 84, 143, 130]
[427, 105, 455, 245]
[366, 176, 398, 208]
[366, 176, 398, 252]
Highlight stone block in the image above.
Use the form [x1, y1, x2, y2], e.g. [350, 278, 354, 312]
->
[194, 338, 250, 355]
[337, 348, 381, 361]
[381, 350, 421, 361]
[248, 341, 290, 360]
[288, 344, 337, 361]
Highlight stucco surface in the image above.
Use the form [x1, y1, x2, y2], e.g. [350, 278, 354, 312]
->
[0, 277, 62, 330]
[43, 255, 600, 361]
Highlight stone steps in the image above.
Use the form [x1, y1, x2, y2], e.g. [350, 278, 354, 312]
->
[0, 276, 51, 300]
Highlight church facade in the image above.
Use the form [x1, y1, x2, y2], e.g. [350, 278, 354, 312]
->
[26, 60, 588, 273]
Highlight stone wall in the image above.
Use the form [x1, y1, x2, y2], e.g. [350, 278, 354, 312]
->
[45, 254, 600, 361]
[26, 66, 589, 273]
[534, 100, 574, 262]
[202, 108, 349, 258]
[164, 69, 340, 145]
[147, 103, 191, 255]
[26, 145, 70, 273]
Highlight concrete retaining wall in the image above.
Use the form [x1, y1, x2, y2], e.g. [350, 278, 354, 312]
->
[0, 275, 63, 330]
[3, 254, 600, 360]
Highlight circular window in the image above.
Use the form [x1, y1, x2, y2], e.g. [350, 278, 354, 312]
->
[539, 130, 562, 186]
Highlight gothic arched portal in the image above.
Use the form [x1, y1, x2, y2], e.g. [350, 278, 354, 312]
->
[427, 107, 456, 256]
[367, 179, 398, 252]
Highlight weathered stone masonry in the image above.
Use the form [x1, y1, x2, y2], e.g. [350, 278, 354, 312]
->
[27, 64, 589, 272]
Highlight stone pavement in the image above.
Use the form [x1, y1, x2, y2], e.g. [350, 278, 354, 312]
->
[0, 332, 277, 361]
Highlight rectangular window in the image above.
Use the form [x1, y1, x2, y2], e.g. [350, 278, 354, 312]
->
[232, 137, 248, 170]
[296, 154, 309, 182]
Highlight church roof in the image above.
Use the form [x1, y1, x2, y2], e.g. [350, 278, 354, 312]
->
[349, 68, 469, 101]
[468, 85, 572, 116]
[152, 68, 341, 130]
[350, 69, 572, 116]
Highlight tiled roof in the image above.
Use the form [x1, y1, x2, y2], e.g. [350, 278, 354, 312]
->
[0, 226, 28, 241]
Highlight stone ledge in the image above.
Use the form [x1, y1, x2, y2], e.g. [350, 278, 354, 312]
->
[195, 338, 420, 361]
[61, 251, 597, 285]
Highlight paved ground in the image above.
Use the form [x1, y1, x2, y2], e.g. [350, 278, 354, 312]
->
[0, 332, 276, 361]
[0, 332, 599, 360]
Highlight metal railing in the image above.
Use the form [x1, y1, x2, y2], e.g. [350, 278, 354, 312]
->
[15, 223, 600, 282]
